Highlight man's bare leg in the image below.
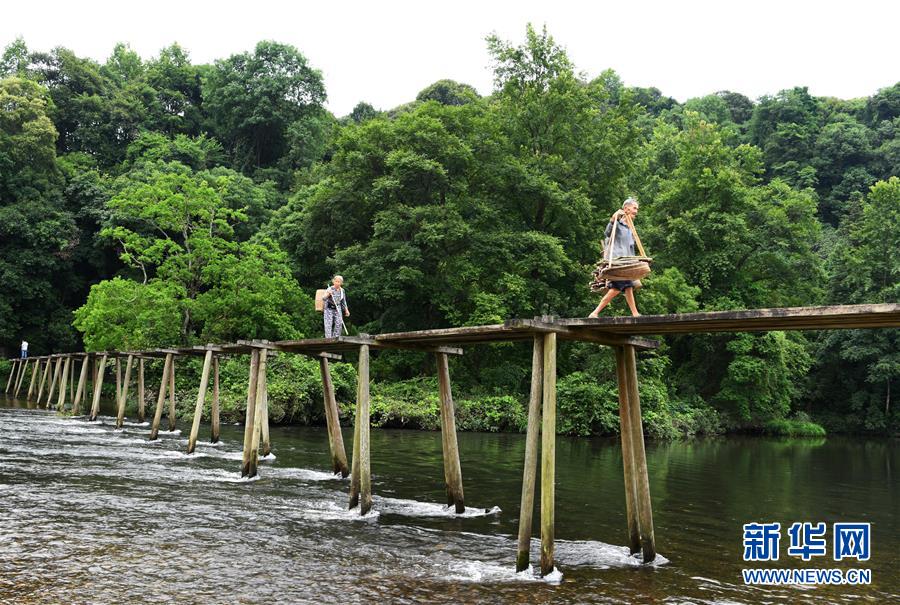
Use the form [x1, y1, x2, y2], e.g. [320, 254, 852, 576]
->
[589, 289, 621, 317]
[623, 288, 640, 317]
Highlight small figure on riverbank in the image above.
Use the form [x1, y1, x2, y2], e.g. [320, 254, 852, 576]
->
[589, 198, 641, 318]
[20, 340, 28, 358]
[323, 275, 350, 338]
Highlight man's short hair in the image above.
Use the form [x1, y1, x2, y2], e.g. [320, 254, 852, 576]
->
[623, 197, 639, 208]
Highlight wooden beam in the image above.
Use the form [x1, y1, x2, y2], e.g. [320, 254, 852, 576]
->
[319, 358, 349, 477]
[26, 357, 39, 400]
[247, 349, 268, 478]
[4, 359, 16, 393]
[148, 354, 172, 440]
[558, 303, 900, 334]
[187, 349, 213, 455]
[137, 359, 145, 422]
[89, 354, 108, 422]
[36, 358, 51, 403]
[210, 356, 220, 444]
[240, 349, 261, 477]
[115, 355, 134, 429]
[516, 335, 543, 572]
[540, 332, 557, 577]
[615, 346, 641, 555]
[436, 352, 465, 514]
[357, 345, 372, 515]
[46, 357, 62, 409]
[73, 355, 90, 415]
[623, 345, 656, 562]
[167, 357, 177, 432]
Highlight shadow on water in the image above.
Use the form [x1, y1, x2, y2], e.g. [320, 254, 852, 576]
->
[0, 395, 896, 604]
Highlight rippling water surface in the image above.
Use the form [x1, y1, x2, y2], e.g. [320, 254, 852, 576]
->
[1, 397, 896, 604]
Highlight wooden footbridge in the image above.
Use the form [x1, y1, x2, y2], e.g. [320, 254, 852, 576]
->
[4, 303, 899, 576]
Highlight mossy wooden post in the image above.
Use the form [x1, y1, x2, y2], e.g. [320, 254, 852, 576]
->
[56, 356, 71, 411]
[351, 344, 372, 515]
[258, 351, 271, 457]
[348, 392, 361, 509]
[247, 349, 268, 477]
[46, 357, 62, 409]
[137, 359, 146, 422]
[516, 335, 544, 572]
[14, 358, 29, 397]
[187, 349, 213, 454]
[240, 349, 260, 477]
[167, 358, 177, 432]
[115, 355, 134, 429]
[89, 354, 108, 421]
[26, 358, 40, 400]
[540, 332, 557, 577]
[4, 359, 16, 393]
[10, 359, 22, 394]
[69, 357, 75, 404]
[36, 358, 51, 403]
[115, 357, 122, 409]
[149, 354, 172, 440]
[73, 355, 90, 415]
[210, 356, 220, 443]
[319, 357, 349, 477]
[615, 346, 641, 555]
[623, 345, 656, 563]
[436, 352, 465, 514]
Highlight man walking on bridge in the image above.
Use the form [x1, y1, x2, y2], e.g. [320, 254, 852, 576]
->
[589, 198, 641, 318]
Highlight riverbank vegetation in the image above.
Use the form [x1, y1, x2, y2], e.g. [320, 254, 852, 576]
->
[1, 27, 896, 437]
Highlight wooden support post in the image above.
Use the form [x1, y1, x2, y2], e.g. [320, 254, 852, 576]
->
[436, 352, 465, 514]
[56, 356, 71, 411]
[516, 335, 544, 572]
[623, 345, 656, 563]
[46, 357, 62, 409]
[247, 349, 268, 478]
[352, 345, 372, 515]
[27, 358, 39, 400]
[167, 358, 176, 431]
[137, 359, 146, 422]
[115, 355, 134, 429]
[4, 359, 16, 393]
[73, 355, 90, 415]
[210, 356, 220, 443]
[115, 357, 122, 408]
[37, 358, 51, 403]
[615, 346, 641, 555]
[149, 354, 172, 440]
[319, 358, 349, 477]
[348, 392, 361, 509]
[89, 355, 108, 421]
[11, 359, 22, 394]
[540, 332, 557, 577]
[14, 358, 29, 397]
[259, 353, 271, 458]
[240, 349, 261, 477]
[187, 350, 214, 454]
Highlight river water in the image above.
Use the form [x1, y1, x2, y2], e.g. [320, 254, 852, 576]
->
[0, 397, 896, 604]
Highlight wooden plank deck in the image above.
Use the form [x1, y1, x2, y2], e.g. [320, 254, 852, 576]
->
[549, 303, 900, 335]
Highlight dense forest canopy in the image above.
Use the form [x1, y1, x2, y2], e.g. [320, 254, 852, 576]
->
[1, 26, 897, 435]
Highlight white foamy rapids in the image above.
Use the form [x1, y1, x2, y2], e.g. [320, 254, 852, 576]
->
[259, 452, 276, 461]
[446, 560, 542, 583]
[376, 496, 501, 518]
[553, 539, 669, 568]
[264, 466, 345, 481]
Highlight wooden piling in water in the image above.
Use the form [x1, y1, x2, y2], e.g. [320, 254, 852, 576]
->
[137, 359, 145, 422]
[26, 358, 39, 400]
[11, 359, 23, 394]
[615, 346, 641, 555]
[319, 357, 349, 477]
[15, 358, 29, 397]
[622, 345, 656, 563]
[516, 335, 544, 572]
[240, 349, 261, 477]
[115, 355, 134, 429]
[115, 357, 122, 408]
[73, 355, 89, 415]
[46, 357, 62, 409]
[56, 356, 71, 412]
[349, 385, 362, 509]
[4, 359, 16, 393]
[36, 358, 51, 403]
[247, 349, 268, 477]
[259, 358, 271, 458]
[355, 345, 372, 515]
[89, 354, 108, 421]
[436, 352, 465, 514]
[187, 349, 213, 454]
[167, 358, 177, 432]
[540, 332, 557, 577]
[149, 354, 172, 439]
[210, 356, 220, 443]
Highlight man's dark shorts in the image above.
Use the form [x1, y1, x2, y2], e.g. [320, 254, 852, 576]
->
[609, 280, 634, 291]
